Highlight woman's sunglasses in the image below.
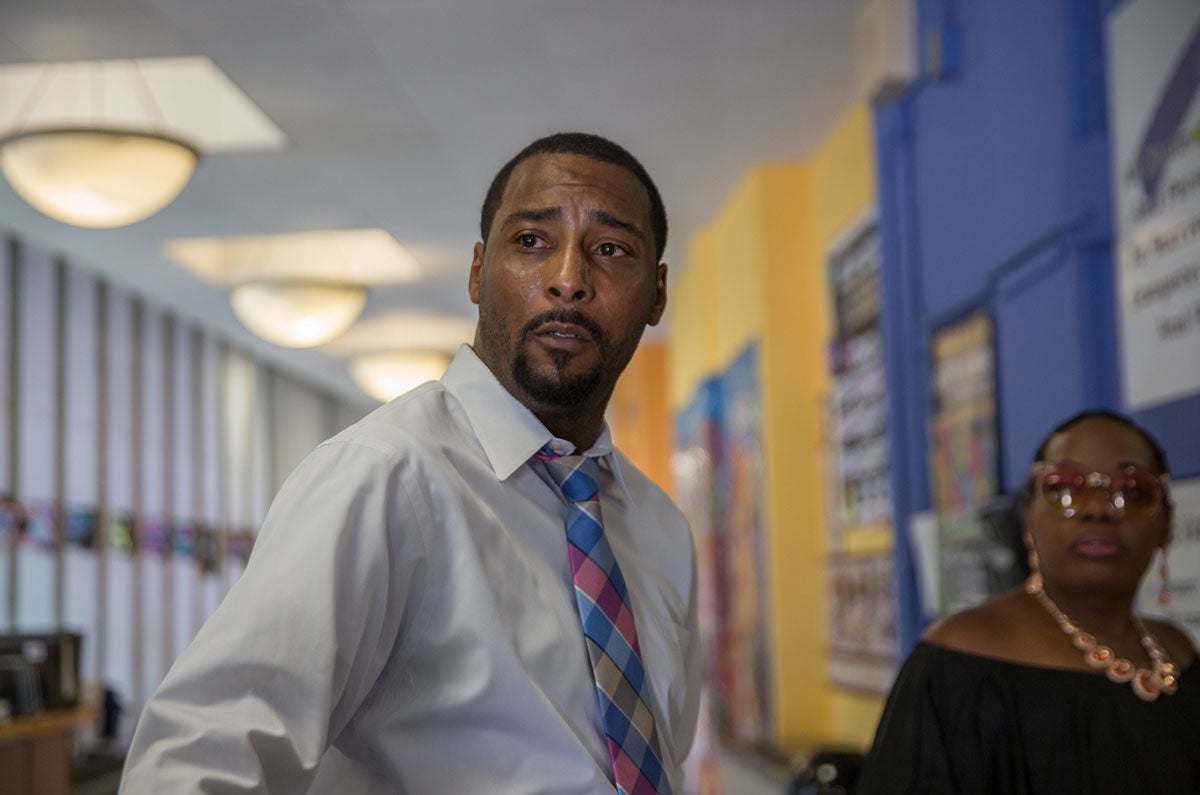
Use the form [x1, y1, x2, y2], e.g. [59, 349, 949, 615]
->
[1032, 461, 1168, 519]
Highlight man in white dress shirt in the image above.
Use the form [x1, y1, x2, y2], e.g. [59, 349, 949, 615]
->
[120, 132, 700, 794]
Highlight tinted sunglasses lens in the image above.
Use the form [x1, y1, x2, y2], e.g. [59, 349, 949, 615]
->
[1040, 465, 1085, 512]
[1112, 467, 1162, 516]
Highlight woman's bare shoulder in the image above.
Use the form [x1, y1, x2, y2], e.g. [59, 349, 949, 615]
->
[923, 590, 1029, 658]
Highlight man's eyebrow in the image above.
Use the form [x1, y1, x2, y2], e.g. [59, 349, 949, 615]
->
[501, 207, 562, 226]
[590, 210, 646, 241]
[500, 206, 647, 243]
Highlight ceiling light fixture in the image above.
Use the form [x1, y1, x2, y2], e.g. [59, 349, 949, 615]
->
[0, 127, 199, 228]
[0, 61, 202, 228]
[229, 281, 368, 349]
[348, 350, 450, 403]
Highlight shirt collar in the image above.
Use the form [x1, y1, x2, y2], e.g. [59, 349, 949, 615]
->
[440, 344, 633, 501]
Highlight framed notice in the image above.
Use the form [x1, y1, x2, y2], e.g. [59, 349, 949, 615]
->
[826, 213, 893, 535]
[827, 552, 899, 694]
[1108, 0, 1200, 409]
[824, 212, 898, 692]
[929, 311, 1002, 614]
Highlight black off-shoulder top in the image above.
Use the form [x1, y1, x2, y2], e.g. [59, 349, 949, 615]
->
[858, 641, 1200, 794]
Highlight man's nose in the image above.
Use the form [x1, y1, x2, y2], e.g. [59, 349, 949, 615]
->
[545, 243, 593, 302]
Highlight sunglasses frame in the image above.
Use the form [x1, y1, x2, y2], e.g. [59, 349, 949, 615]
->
[1031, 460, 1169, 519]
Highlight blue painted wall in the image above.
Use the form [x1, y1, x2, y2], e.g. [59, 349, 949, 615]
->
[875, 0, 1199, 653]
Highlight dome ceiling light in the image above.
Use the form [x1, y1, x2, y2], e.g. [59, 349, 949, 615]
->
[348, 349, 450, 403]
[0, 61, 204, 228]
[0, 126, 199, 228]
[229, 281, 368, 349]
[165, 230, 422, 349]
[322, 313, 476, 403]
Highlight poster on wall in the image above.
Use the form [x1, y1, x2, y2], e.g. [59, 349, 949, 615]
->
[1108, 0, 1200, 409]
[929, 312, 1005, 615]
[824, 212, 898, 692]
[717, 344, 773, 745]
[827, 214, 893, 535]
[671, 380, 722, 792]
[827, 552, 899, 694]
[1139, 476, 1200, 648]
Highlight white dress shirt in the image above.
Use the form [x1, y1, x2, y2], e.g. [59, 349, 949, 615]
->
[120, 345, 699, 794]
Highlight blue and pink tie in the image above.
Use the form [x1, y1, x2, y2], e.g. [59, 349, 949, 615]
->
[534, 445, 671, 795]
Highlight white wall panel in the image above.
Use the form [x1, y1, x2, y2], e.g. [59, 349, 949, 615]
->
[0, 231, 368, 715]
[251, 362, 272, 529]
[139, 554, 165, 703]
[271, 372, 328, 495]
[15, 245, 57, 631]
[64, 268, 99, 506]
[1, 244, 14, 631]
[168, 324, 198, 663]
[138, 307, 168, 701]
[15, 244, 55, 501]
[103, 287, 135, 705]
[224, 350, 255, 527]
[62, 267, 100, 680]
[197, 336, 220, 630]
[170, 556, 197, 662]
[200, 336, 220, 531]
[106, 552, 135, 718]
[171, 323, 196, 528]
[140, 308, 166, 518]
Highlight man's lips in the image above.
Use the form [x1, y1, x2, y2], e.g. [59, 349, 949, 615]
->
[533, 321, 593, 343]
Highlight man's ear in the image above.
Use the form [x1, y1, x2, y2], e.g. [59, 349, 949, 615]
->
[468, 242, 484, 305]
[647, 262, 667, 326]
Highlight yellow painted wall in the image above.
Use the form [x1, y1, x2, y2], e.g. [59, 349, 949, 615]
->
[668, 228, 720, 410]
[610, 341, 673, 495]
[756, 163, 829, 747]
[806, 104, 889, 749]
[668, 102, 887, 752]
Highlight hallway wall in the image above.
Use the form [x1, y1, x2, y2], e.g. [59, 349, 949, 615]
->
[668, 103, 881, 752]
[0, 229, 370, 738]
[876, 0, 1200, 652]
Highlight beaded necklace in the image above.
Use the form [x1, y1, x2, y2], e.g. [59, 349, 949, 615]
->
[1028, 577, 1180, 701]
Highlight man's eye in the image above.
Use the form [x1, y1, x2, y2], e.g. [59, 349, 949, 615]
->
[518, 233, 539, 248]
[597, 242, 624, 257]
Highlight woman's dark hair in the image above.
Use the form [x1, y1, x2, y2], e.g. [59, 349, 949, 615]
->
[1022, 409, 1172, 509]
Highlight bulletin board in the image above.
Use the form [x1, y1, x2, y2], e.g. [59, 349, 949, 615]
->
[824, 213, 898, 693]
[928, 311, 1002, 614]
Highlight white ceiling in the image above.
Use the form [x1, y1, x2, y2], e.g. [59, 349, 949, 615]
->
[0, 0, 865, 405]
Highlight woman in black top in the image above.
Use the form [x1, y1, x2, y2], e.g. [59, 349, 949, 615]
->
[859, 410, 1199, 794]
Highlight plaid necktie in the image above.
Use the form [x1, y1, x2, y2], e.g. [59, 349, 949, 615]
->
[534, 445, 672, 795]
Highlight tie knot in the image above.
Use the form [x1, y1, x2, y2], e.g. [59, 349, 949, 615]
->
[534, 445, 600, 503]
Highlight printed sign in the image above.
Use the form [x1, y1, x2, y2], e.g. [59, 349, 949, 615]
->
[1109, 0, 1200, 408]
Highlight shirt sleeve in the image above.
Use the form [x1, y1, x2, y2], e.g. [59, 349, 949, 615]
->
[119, 438, 430, 794]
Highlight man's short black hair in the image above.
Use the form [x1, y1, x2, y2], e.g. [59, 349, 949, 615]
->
[479, 132, 668, 262]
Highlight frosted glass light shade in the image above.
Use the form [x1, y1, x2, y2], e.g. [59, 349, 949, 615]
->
[0, 127, 200, 228]
[230, 281, 367, 348]
[349, 350, 449, 403]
